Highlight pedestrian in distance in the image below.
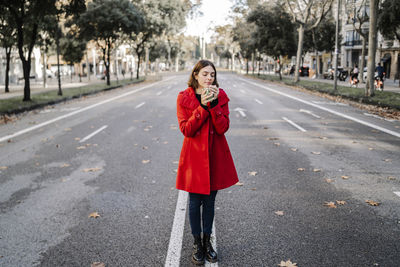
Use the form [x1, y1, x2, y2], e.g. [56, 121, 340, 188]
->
[375, 62, 385, 81]
[176, 60, 239, 265]
[350, 64, 359, 87]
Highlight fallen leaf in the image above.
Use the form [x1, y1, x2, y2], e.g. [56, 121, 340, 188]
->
[290, 148, 298, 152]
[142, 160, 150, 164]
[173, 161, 179, 164]
[248, 171, 258, 176]
[60, 163, 70, 168]
[319, 136, 328, 140]
[274, 142, 280, 146]
[368, 147, 374, 150]
[163, 141, 168, 144]
[144, 128, 150, 131]
[313, 168, 322, 172]
[278, 259, 298, 267]
[263, 126, 268, 129]
[341, 175, 350, 180]
[267, 137, 279, 140]
[352, 140, 357, 143]
[74, 137, 81, 141]
[311, 151, 321, 155]
[336, 200, 346, 205]
[235, 182, 244, 186]
[134, 143, 138, 146]
[89, 212, 100, 218]
[7, 139, 12, 143]
[325, 178, 334, 183]
[83, 167, 102, 172]
[297, 168, 305, 172]
[64, 128, 72, 131]
[324, 201, 337, 208]
[35, 163, 40, 166]
[387, 176, 396, 180]
[56, 144, 61, 148]
[91, 263, 105, 267]
[383, 159, 392, 162]
[0, 166, 8, 170]
[142, 146, 148, 150]
[275, 211, 284, 216]
[93, 144, 98, 147]
[250, 188, 257, 191]
[76, 146, 86, 150]
[85, 144, 91, 147]
[366, 200, 380, 206]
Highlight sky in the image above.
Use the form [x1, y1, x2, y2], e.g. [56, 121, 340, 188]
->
[183, 0, 234, 42]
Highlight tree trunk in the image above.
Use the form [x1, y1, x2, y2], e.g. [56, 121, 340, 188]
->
[246, 58, 249, 74]
[315, 49, 320, 79]
[56, 36, 62, 96]
[136, 54, 141, 80]
[70, 65, 73, 83]
[5, 47, 11, 93]
[106, 41, 111, 86]
[252, 52, 255, 75]
[257, 56, 260, 76]
[360, 36, 367, 83]
[22, 59, 31, 101]
[366, 0, 378, 96]
[294, 24, 305, 82]
[278, 61, 282, 80]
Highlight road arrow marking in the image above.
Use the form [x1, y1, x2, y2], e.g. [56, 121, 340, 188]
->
[394, 192, 400, 198]
[234, 107, 247, 118]
[282, 117, 307, 132]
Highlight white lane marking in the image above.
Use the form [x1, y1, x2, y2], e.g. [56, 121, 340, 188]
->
[205, 222, 218, 267]
[254, 99, 263, 105]
[156, 91, 163, 96]
[312, 101, 348, 106]
[232, 84, 237, 88]
[282, 117, 307, 132]
[135, 102, 146, 109]
[394, 192, 400, 198]
[0, 77, 174, 143]
[234, 107, 247, 118]
[79, 125, 108, 143]
[300, 109, 321, 119]
[239, 78, 400, 139]
[240, 89, 246, 94]
[363, 112, 395, 122]
[165, 190, 188, 267]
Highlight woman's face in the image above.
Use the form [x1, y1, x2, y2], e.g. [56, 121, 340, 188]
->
[195, 65, 215, 89]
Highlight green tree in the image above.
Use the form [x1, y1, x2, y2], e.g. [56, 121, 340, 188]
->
[248, 3, 297, 80]
[0, 7, 17, 93]
[233, 18, 256, 74]
[76, 0, 143, 85]
[378, 0, 400, 41]
[4, 0, 57, 101]
[60, 32, 86, 82]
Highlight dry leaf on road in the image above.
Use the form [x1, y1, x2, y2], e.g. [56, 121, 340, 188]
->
[324, 202, 337, 208]
[248, 171, 258, 176]
[290, 148, 298, 152]
[60, 163, 70, 168]
[0, 166, 8, 170]
[336, 200, 346, 205]
[91, 262, 105, 267]
[235, 182, 244, 186]
[366, 200, 380, 206]
[76, 146, 86, 150]
[297, 168, 305, 172]
[83, 167, 102, 172]
[325, 178, 334, 183]
[313, 168, 322, 172]
[64, 128, 72, 131]
[278, 259, 297, 267]
[267, 137, 279, 140]
[341, 175, 350, 180]
[89, 212, 100, 218]
[275, 211, 284, 216]
[311, 151, 321, 155]
[274, 142, 280, 146]
[142, 160, 150, 164]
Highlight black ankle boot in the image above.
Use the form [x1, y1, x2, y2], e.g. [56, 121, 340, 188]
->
[192, 235, 205, 265]
[203, 234, 218, 263]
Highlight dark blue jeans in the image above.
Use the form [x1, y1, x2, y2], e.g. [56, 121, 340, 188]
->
[189, 191, 218, 235]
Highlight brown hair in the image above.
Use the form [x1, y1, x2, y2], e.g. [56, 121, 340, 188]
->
[187, 60, 219, 89]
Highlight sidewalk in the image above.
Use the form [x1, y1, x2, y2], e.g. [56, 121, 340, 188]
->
[0, 74, 137, 100]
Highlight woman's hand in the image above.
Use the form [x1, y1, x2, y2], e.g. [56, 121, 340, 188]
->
[201, 88, 214, 106]
[208, 85, 219, 101]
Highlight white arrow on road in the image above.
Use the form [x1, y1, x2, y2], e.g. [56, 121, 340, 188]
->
[234, 107, 247, 118]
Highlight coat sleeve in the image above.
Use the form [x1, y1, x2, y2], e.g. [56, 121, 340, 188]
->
[177, 96, 210, 137]
[209, 98, 230, 135]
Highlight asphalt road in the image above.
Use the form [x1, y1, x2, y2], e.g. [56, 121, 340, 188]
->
[0, 73, 399, 267]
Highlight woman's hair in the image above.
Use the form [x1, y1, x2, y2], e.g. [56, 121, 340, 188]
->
[187, 60, 219, 89]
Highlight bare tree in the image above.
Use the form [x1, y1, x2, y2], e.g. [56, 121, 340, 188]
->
[285, 0, 333, 82]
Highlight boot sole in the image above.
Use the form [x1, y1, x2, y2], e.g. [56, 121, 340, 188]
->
[191, 257, 205, 265]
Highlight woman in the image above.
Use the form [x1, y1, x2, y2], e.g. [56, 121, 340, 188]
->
[176, 60, 239, 265]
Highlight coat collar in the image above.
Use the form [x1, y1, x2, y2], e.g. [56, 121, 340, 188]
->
[179, 87, 229, 109]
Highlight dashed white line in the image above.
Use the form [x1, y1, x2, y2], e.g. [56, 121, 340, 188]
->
[282, 117, 307, 132]
[79, 125, 108, 143]
[157, 91, 163, 96]
[394, 192, 400, 198]
[0, 77, 174, 143]
[254, 99, 263, 105]
[135, 102, 146, 109]
[300, 109, 321, 119]
[165, 190, 188, 267]
[239, 77, 400, 139]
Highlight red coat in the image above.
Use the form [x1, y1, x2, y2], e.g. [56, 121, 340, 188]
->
[176, 87, 239, 195]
